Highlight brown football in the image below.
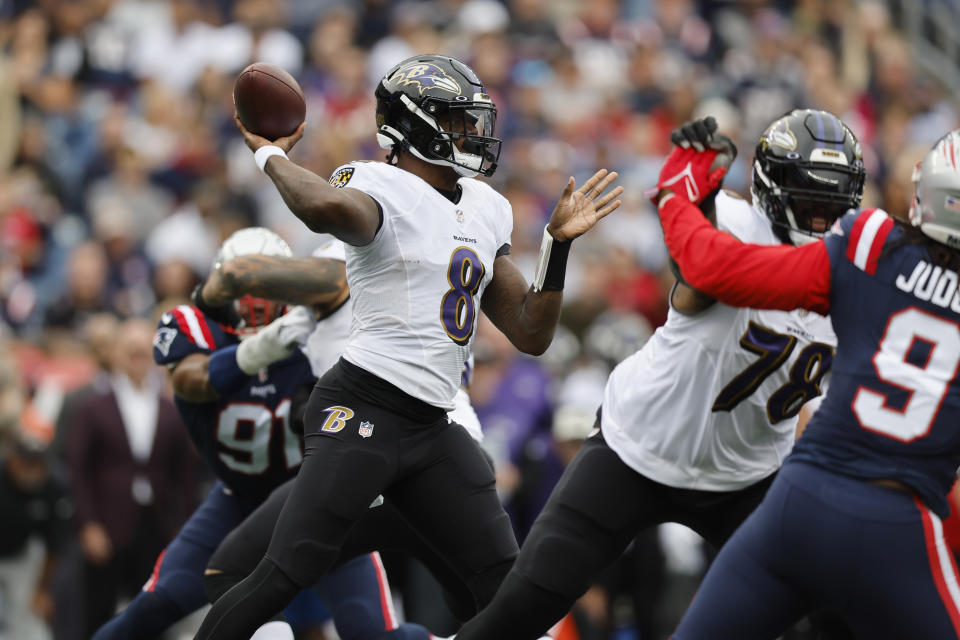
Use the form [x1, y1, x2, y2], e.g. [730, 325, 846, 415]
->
[233, 62, 306, 141]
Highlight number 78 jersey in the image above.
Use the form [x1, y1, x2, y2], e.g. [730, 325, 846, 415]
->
[330, 161, 513, 410]
[601, 192, 837, 491]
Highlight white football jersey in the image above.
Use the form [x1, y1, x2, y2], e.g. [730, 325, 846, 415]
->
[601, 191, 837, 491]
[330, 161, 513, 409]
[302, 235, 483, 442]
[300, 236, 351, 377]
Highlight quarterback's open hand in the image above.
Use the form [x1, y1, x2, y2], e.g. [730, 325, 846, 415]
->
[546, 169, 623, 242]
[234, 112, 305, 154]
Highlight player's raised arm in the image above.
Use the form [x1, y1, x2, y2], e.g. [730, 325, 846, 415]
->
[654, 145, 831, 315]
[481, 169, 622, 355]
[233, 114, 381, 246]
[197, 255, 348, 317]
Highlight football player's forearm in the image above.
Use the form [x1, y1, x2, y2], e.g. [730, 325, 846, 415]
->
[218, 256, 348, 310]
[482, 267, 561, 356]
[264, 159, 378, 245]
[170, 354, 219, 403]
[659, 195, 831, 313]
[512, 289, 562, 355]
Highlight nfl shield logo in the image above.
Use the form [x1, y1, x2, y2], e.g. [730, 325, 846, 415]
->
[358, 421, 374, 438]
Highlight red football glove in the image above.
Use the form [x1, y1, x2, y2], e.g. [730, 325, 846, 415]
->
[654, 142, 734, 206]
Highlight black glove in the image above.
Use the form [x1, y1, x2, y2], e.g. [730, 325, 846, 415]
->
[669, 116, 738, 161]
[190, 283, 243, 329]
[671, 116, 717, 151]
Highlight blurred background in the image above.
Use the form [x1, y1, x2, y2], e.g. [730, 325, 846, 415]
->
[0, 0, 958, 638]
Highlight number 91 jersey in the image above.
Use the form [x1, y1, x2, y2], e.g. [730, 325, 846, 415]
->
[601, 192, 837, 491]
[153, 306, 314, 504]
[328, 161, 513, 410]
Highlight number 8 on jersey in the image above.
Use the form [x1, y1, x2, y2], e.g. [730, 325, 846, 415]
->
[441, 246, 485, 345]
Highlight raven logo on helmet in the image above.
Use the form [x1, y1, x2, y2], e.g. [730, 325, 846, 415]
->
[394, 62, 462, 95]
[761, 118, 798, 151]
[375, 55, 501, 178]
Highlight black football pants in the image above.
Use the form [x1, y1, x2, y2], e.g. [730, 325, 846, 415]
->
[452, 427, 776, 640]
[195, 361, 518, 640]
[204, 477, 483, 622]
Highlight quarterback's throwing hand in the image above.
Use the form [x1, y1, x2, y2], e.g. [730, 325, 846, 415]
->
[234, 112, 305, 154]
[546, 169, 623, 242]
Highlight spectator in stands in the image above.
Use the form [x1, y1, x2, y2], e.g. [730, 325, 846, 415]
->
[65, 318, 197, 636]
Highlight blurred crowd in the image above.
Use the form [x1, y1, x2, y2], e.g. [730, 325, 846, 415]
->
[0, 0, 958, 638]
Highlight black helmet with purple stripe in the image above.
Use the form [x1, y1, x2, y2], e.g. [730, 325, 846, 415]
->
[374, 54, 501, 178]
[752, 109, 866, 245]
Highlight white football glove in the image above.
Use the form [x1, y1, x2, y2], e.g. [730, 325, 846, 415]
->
[236, 306, 316, 374]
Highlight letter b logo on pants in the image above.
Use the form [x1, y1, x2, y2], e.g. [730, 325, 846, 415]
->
[320, 406, 355, 433]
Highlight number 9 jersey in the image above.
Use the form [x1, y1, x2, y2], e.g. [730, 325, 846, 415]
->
[601, 191, 837, 491]
[795, 208, 960, 518]
[328, 161, 513, 410]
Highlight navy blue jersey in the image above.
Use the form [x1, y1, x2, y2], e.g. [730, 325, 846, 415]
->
[153, 305, 314, 503]
[790, 209, 960, 517]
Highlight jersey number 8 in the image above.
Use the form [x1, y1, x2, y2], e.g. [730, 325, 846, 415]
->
[441, 247, 486, 345]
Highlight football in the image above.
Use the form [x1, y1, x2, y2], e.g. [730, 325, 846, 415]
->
[233, 62, 306, 141]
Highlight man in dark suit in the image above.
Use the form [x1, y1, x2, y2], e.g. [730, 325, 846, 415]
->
[66, 318, 197, 636]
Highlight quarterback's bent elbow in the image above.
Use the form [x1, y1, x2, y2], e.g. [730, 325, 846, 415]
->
[514, 331, 554, 357]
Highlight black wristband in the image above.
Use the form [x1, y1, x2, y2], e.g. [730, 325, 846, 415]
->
[541, 237, 571, 291]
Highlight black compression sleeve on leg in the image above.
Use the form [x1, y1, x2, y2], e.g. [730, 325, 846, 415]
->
[195, 558, 299, 640]
[204, 570, 240, 605]
[454, 570, 573, 640]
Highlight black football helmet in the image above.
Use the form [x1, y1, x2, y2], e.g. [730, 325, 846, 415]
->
[375, 54, 500, 178]
[752, 109, 866, 245]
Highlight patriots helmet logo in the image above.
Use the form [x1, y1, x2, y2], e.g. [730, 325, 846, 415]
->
[393, 62, 462, 95]
[153, 327, 178, 357]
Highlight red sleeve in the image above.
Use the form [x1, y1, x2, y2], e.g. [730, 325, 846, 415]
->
[659, 195, 832, 315]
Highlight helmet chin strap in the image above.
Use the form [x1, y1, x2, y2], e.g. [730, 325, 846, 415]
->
[787, 229, 820, 246]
